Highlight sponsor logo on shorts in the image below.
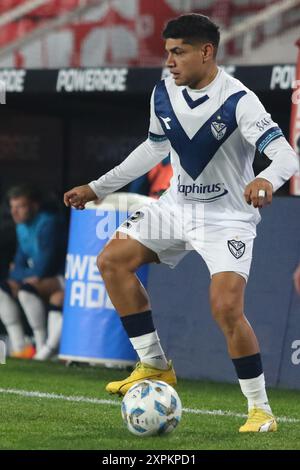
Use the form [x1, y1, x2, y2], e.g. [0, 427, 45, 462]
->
[227, 240, 245, 259]
[129, 211, 144, 222]
[122, 211, 144, 229]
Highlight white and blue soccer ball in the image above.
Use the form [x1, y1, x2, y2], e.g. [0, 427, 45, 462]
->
[121, 380, 182, 437]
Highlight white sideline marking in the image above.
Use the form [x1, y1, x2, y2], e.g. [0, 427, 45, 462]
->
[0, 387, 299, 424]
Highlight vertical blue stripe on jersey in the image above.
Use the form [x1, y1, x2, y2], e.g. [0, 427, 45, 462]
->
[255, 126, 283, 153]
[154, 80, 246, 180]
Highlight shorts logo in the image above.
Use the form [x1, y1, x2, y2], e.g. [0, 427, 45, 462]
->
[129, 211, 144, 222]
[211, 121, 227, 140]
[122, 211, 144, 229]
[227, 240, 245, 259]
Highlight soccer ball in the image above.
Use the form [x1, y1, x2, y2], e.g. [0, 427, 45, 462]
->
[121, 380, 182, 437]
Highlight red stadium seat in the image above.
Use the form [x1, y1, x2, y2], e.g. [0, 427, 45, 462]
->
[0, 0, 298, 67]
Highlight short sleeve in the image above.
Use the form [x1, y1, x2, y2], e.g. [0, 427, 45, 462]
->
[148, 86, 168, 143]
[236, 91, 284, 154]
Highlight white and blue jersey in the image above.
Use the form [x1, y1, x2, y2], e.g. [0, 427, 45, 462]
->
[89, 67, 298, 228]
[89, 68, 298, 277]
[149, 68, 285, 225]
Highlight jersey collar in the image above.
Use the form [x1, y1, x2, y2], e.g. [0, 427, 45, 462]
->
[182, 67, 222, 109]
[182, 89, 209, 109]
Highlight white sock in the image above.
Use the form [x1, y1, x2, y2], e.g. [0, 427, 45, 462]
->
[0, 288, 25, 352]
[6, 325, 26, 353]
[34, 344, 53, 361]
[129, 330, 169, 370]
[46, 310, 62, 350]
[18, 289, 46, 352]
[239, 373, 272, 413]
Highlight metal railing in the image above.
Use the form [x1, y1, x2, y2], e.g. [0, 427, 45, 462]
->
[0, 0, 101, 59]
[0, 0, 52, 28]
[221, 0, 300, 59]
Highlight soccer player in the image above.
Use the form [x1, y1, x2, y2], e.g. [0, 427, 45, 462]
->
[64, 14, 299, 432]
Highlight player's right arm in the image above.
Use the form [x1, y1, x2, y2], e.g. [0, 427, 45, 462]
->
[64, 87, 170, 209]
[64, 184, 97, 209]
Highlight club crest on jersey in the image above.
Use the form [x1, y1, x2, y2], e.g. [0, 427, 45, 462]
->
[227, 240, 245, 259]
[211, 121, 227, 140]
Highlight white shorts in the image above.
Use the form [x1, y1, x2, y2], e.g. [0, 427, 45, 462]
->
[116, 192, 256, 281]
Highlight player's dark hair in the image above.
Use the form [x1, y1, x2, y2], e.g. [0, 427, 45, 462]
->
[163, 14, 220, 56]
[7, 184, 42, 203]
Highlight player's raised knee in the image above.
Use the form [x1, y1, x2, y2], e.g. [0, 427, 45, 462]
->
[97, 241, 140, 276]
[97, 247, 117, 276]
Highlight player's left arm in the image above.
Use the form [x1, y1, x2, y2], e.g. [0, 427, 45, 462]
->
[236, 91, 299, 208]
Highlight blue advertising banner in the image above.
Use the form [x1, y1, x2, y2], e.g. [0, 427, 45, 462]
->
[59, 195, 151, 365]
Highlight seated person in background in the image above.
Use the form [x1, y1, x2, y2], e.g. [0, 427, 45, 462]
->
[0, 184, 66, 359]
[128, 155, 172, 199]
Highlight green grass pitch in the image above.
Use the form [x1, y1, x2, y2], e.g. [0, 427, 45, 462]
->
[0, 359, 299, 450]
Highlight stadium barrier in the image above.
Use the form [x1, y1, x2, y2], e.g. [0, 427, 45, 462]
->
[0, 64, 296, 93]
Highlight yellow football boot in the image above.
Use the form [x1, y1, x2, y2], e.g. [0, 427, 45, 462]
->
[239, 406, 278, 432]
[105, 361, 177, 396]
